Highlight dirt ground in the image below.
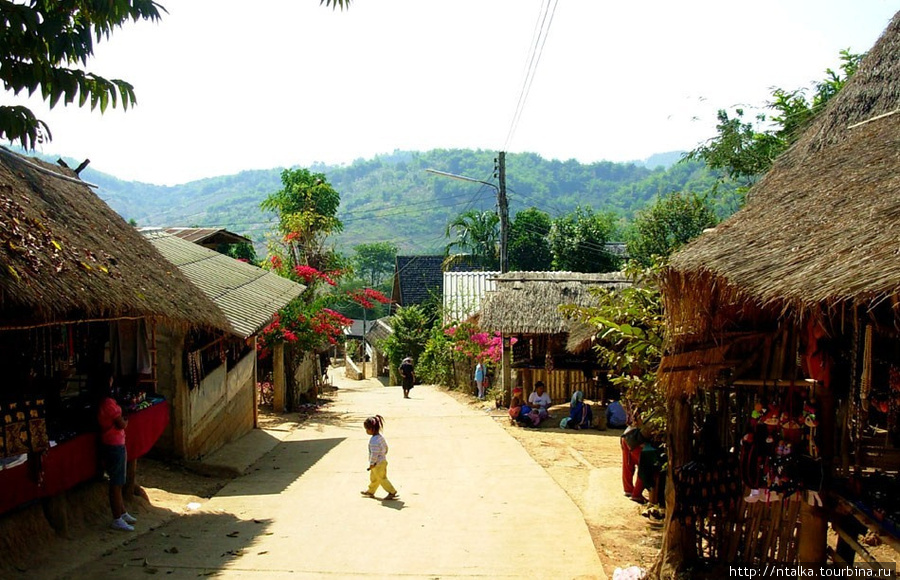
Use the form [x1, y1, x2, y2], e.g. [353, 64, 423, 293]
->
[442, 389, 664, 578]
[0, 385, 661, 579]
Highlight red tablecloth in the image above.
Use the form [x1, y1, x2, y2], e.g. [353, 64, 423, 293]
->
[0, 401, 169, 515]
[126, 400, 169, 459]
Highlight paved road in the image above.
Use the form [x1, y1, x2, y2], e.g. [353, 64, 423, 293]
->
[61, 374, 605, 579]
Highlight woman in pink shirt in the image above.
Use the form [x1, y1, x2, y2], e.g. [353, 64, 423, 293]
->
[96, 366, 137, 531]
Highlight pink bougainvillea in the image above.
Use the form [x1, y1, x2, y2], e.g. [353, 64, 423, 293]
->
[443, 322, 514, 364]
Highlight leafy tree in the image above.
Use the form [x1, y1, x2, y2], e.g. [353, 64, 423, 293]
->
[380, 305, 430, 381]
[1, 0, 349, 149]
[626, 192, 718, 267]
[561, 263, 666, 434]
[218, 241, 258, 264]
[687, 50, 864, 187]
[508, 207, 552, 271]
[352, 241, 398, 287]
[548, 206, 621, 273]
[261, 168, 343, 273]
[444, 209, 499, 269]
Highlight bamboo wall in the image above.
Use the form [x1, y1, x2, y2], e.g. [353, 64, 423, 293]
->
[515, 368, 597, 405]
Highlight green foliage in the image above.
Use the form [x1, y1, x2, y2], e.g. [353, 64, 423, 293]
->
[261, 168, 343, 273]
[548, 206, 621, 273]
[352, 241, 397, 287]
[561, 263, 666, 433]
[0, 0, 165, 148]
[217, 241, 258, 264]
[444, 209, 499, 269]
[79, 148, 737, 254]
[417, 324, 459, 388]
[380, 305, 430, 375]
[626, 191, 719, 267]
[687, 50, 864, 189]
[508, 207, 552, 271]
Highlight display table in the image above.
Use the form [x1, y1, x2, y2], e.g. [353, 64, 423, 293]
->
[0, 401, 169, 516]
[125, 400, 169, 459]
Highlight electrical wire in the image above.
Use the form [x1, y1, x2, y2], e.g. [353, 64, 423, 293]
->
[502, 0, 560, 151]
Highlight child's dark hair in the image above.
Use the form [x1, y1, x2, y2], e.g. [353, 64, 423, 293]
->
[364, 415, 385, 434]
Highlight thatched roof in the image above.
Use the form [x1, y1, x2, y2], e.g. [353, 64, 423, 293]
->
[668, 11, 900, 312]
[0, 148, 229, 330]
[479, 271, 629, 335]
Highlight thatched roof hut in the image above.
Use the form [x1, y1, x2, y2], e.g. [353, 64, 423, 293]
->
[655, 12, 900, 574]
[662, 11, 900, 397]
[479, 271, 628, 335]
[0, 148, 228, 330]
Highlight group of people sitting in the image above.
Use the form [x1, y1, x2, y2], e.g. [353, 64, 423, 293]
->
[508, 382, 631, 433]
[508, 381, 552, 427]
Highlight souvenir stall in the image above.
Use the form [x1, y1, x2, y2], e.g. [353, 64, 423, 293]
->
[658, 316, 836, 570]
[0, 320, 170, 515]
[651, 13, 900, 577]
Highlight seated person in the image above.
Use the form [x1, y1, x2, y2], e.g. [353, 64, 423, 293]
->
[567, 390, 593, 430]
[510, 396, 540, 427]
[606, 399, 627, 429]
[528, 381, 552, 423]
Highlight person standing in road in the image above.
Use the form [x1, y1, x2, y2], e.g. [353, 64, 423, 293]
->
[474, 361, 486, 399]
[360, 415, 398, 500]
[399, 356, 415, 399]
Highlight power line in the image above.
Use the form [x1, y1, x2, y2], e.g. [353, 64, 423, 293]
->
[502, 0, 560, 151]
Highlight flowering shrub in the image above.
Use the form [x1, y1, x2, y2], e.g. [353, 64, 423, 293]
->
[348, 287, 392, 309]
[418, 320, 516, 389]
[257, 265, 379, 357]
[444, 322, 514, 363]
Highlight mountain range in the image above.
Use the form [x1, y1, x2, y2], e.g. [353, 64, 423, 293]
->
[58, 148, 734, 254]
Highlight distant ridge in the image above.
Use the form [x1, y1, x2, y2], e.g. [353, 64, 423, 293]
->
[13, 147, 731, 253]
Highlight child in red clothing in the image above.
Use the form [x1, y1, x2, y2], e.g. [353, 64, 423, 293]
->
[95, 366, 137, 531]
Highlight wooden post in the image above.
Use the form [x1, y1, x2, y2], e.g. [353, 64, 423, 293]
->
[797, 501, 828, 563]
[173, 329, 189, 458]
[502, 335, 512, 406]
[273, 342, 286, 413]
[252, 337, 259, 429]
[654, 396, 693, 577]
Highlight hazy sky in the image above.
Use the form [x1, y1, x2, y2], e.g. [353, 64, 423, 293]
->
[14, 1, 898, 185]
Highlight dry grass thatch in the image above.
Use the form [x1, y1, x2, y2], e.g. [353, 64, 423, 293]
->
[660, 11, 900, 398]
[669, 11, 900, 313]
[479, 271, 629, 335]
[0, 148, 229, 330]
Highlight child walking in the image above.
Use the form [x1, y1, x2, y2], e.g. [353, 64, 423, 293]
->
[361, 415, 398, 500]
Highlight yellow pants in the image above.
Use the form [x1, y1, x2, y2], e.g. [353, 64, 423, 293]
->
[366, 460, 397, 494]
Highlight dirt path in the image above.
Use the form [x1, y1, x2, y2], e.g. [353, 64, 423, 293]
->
[442, 390, 663, 577]
[0, 380, 661, 579]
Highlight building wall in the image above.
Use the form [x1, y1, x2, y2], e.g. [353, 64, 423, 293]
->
[185, 352, 255, 459]
[154, 325, 256, 460]
[515, 368, 595, 405]
[154, 324, 185, 457]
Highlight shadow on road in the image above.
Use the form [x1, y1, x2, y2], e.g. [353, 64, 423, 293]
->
[215, 437, 345, 498]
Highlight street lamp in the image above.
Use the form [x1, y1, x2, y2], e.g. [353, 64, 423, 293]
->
[425, 151, 509, 273]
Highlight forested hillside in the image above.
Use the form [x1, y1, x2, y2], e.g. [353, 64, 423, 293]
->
[76, 148, 735, 253]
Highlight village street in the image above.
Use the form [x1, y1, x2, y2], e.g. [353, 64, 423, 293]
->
[58, 371, 606, 580]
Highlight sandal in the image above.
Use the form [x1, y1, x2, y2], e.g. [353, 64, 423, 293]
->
[360, 491, 375, 498]
[384, 492, 399, 500]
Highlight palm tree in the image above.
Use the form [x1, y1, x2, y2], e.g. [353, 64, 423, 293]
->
[444, 209, 500, 269]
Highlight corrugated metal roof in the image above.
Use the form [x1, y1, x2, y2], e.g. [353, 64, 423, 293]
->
[143, 231, 305, 338]
[443, 271, 500, 323]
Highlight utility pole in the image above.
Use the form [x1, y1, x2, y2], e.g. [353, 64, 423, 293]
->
[496, 151, 509, 274]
